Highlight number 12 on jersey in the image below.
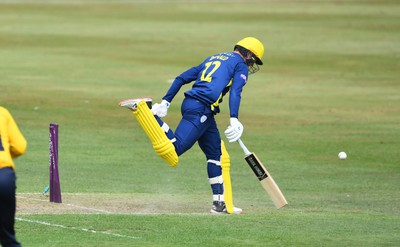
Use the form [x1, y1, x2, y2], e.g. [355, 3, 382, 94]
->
[200, 61, 221, 82]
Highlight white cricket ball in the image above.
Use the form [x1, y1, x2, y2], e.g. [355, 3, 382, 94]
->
[338, 152, 347, 160]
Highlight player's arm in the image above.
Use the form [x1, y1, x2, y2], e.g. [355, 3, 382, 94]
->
[228, 64, 248, 118]
[4, 108, 27, 158]
[152, 64, 202, 118]
[163, 64, 202, 103]
[224, 64, 248, 143]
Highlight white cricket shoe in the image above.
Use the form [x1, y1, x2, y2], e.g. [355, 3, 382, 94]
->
[118, 97, 152, 111]
[209, 201, 243, 215]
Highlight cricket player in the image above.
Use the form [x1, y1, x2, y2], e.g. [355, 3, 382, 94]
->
[120, 37, 264, 214]
[0, 107, 27, 247]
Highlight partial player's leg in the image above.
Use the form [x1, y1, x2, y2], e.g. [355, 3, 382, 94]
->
[172, 97, 214, 156]
[0, 168, 21, 247]
[198, 120, 242, 214]
[154, 115, 175, 143]
[197, 126, 225, 213]
[119, 96, 212, 165]
[119, 98, 178, 167]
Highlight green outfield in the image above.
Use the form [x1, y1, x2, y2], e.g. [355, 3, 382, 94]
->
[1, 0, 399, 246]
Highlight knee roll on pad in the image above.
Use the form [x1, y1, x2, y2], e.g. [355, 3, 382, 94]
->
[133, 101, 179, 167]
[221, 141, 230, 169]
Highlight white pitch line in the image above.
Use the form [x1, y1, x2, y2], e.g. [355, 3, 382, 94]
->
[16, 218, 139, 239]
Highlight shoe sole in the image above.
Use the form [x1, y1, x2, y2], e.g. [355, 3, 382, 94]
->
[209, 209, 243, 215]
[118, 97, 152, 110]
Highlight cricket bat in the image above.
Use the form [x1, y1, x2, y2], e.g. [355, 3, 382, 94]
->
[237, 139, 288, 209]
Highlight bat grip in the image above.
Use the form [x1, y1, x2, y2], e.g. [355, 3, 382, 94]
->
[237, 139, 252, 156]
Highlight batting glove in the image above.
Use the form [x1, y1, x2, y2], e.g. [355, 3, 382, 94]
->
[224, 118, 244, 142]
[151, 100, 170, 118]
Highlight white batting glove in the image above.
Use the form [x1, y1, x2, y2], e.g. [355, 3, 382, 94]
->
[224, 118, 244, 142]
[151, 100, 170, 118]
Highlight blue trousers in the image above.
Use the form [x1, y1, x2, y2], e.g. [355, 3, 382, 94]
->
[0, 167, 21, 247]
[175, 97, 221, 159]
[156, 97, 224, 198]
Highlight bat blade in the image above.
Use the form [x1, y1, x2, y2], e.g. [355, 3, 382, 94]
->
[245, 153, 288, 209]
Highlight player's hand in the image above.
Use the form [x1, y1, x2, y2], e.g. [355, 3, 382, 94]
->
[151, 100, 170, 118]
[224, 118, 244, 142]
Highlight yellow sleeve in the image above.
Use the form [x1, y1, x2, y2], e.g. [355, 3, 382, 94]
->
[1, 107, 27, 158]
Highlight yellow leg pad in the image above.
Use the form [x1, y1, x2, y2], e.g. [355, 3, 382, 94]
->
[221, 140, 234, 214]
[132, 101, 179, 167]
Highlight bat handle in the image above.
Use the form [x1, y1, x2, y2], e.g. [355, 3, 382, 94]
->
[237, 139, 252, 156]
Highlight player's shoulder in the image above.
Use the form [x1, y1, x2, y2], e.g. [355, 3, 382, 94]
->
[0, 106, 9, 123]
[0, 106, 12, 118]
[205, 52, 243, 63]
[0, 106, 8, 114]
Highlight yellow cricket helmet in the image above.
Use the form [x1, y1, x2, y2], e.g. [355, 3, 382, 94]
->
[235, 37, 264, 65]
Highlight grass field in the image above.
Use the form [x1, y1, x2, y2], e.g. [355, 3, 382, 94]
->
[1, 0, 399, 246]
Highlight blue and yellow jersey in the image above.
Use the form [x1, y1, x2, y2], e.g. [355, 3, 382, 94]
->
[163, 52, 248, 118]
[0, 106, 27, 169]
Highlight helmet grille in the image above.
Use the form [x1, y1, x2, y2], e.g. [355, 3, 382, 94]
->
[234, 45, 260, 74]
